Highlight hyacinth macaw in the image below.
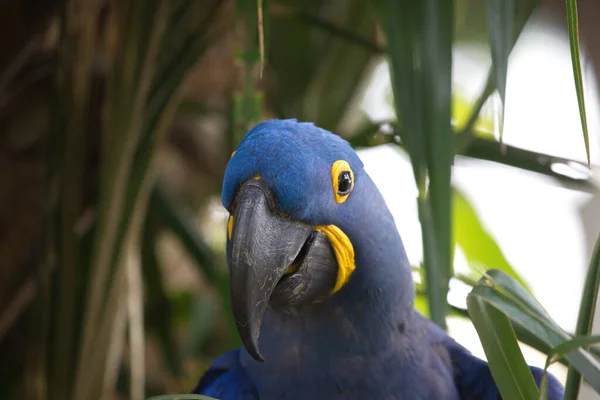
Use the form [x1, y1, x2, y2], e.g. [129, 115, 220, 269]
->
[193, 119, 564, 399]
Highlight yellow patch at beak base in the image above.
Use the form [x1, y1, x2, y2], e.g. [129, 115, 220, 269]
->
[315, 225, 355, 294]
[227, 215, 234, 240]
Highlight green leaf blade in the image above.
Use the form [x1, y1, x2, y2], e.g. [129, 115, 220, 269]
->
[485, 270, 554, 323]
[460, 0, 537, 142]
[378, 0, 454, 329]
[418, 198, 447, 327]
[566, 0, 591, 167]
[471, 271, 600, 394]
[550, 335, 600, 363]
[467, 293, 540, 400]
[421, 0, 455, 329]
[377, 0, 439, 327]
[564, 234, 600, 398]
[377, 0, 426, 186]
[485, 0, 514, 110]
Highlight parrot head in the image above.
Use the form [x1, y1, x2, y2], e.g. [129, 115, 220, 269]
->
[222, 119, 411, 362]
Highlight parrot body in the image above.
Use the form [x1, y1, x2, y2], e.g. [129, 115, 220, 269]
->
[193, 119, 564, 399]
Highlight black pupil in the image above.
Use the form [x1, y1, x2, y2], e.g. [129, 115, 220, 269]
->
[337, 171, 352, 195]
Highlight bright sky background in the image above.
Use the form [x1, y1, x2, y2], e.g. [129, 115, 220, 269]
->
[358, 10, 600, 398]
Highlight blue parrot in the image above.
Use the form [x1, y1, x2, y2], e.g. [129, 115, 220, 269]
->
[193, 119, 564, 399]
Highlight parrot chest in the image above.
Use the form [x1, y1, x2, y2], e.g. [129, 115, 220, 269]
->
[243, 349, 459, 400]
[241, 311, 460, 400]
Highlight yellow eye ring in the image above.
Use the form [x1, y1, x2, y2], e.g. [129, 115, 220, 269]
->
[331, 160, 354, 204]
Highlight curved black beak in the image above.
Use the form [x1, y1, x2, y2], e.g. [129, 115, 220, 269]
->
[228, 180, 314, 361]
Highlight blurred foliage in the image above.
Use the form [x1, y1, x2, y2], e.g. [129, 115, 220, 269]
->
[0, 0, 598, 399]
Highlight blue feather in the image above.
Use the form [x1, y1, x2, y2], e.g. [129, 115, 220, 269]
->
[193, 119, 565, 399]
[193, 350, 257, 400]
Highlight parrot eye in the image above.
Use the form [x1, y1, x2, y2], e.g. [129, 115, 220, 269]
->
[337, 171, 352, 195]
[331, 160, 354, 204]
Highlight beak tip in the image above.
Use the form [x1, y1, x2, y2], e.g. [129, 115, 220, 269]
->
[241, 334, 265, 362]
[252, 351, 266, 363]
[236, 319, 267, 362]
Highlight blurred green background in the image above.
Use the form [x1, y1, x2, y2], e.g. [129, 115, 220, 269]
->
[2, 0, 600, 399]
